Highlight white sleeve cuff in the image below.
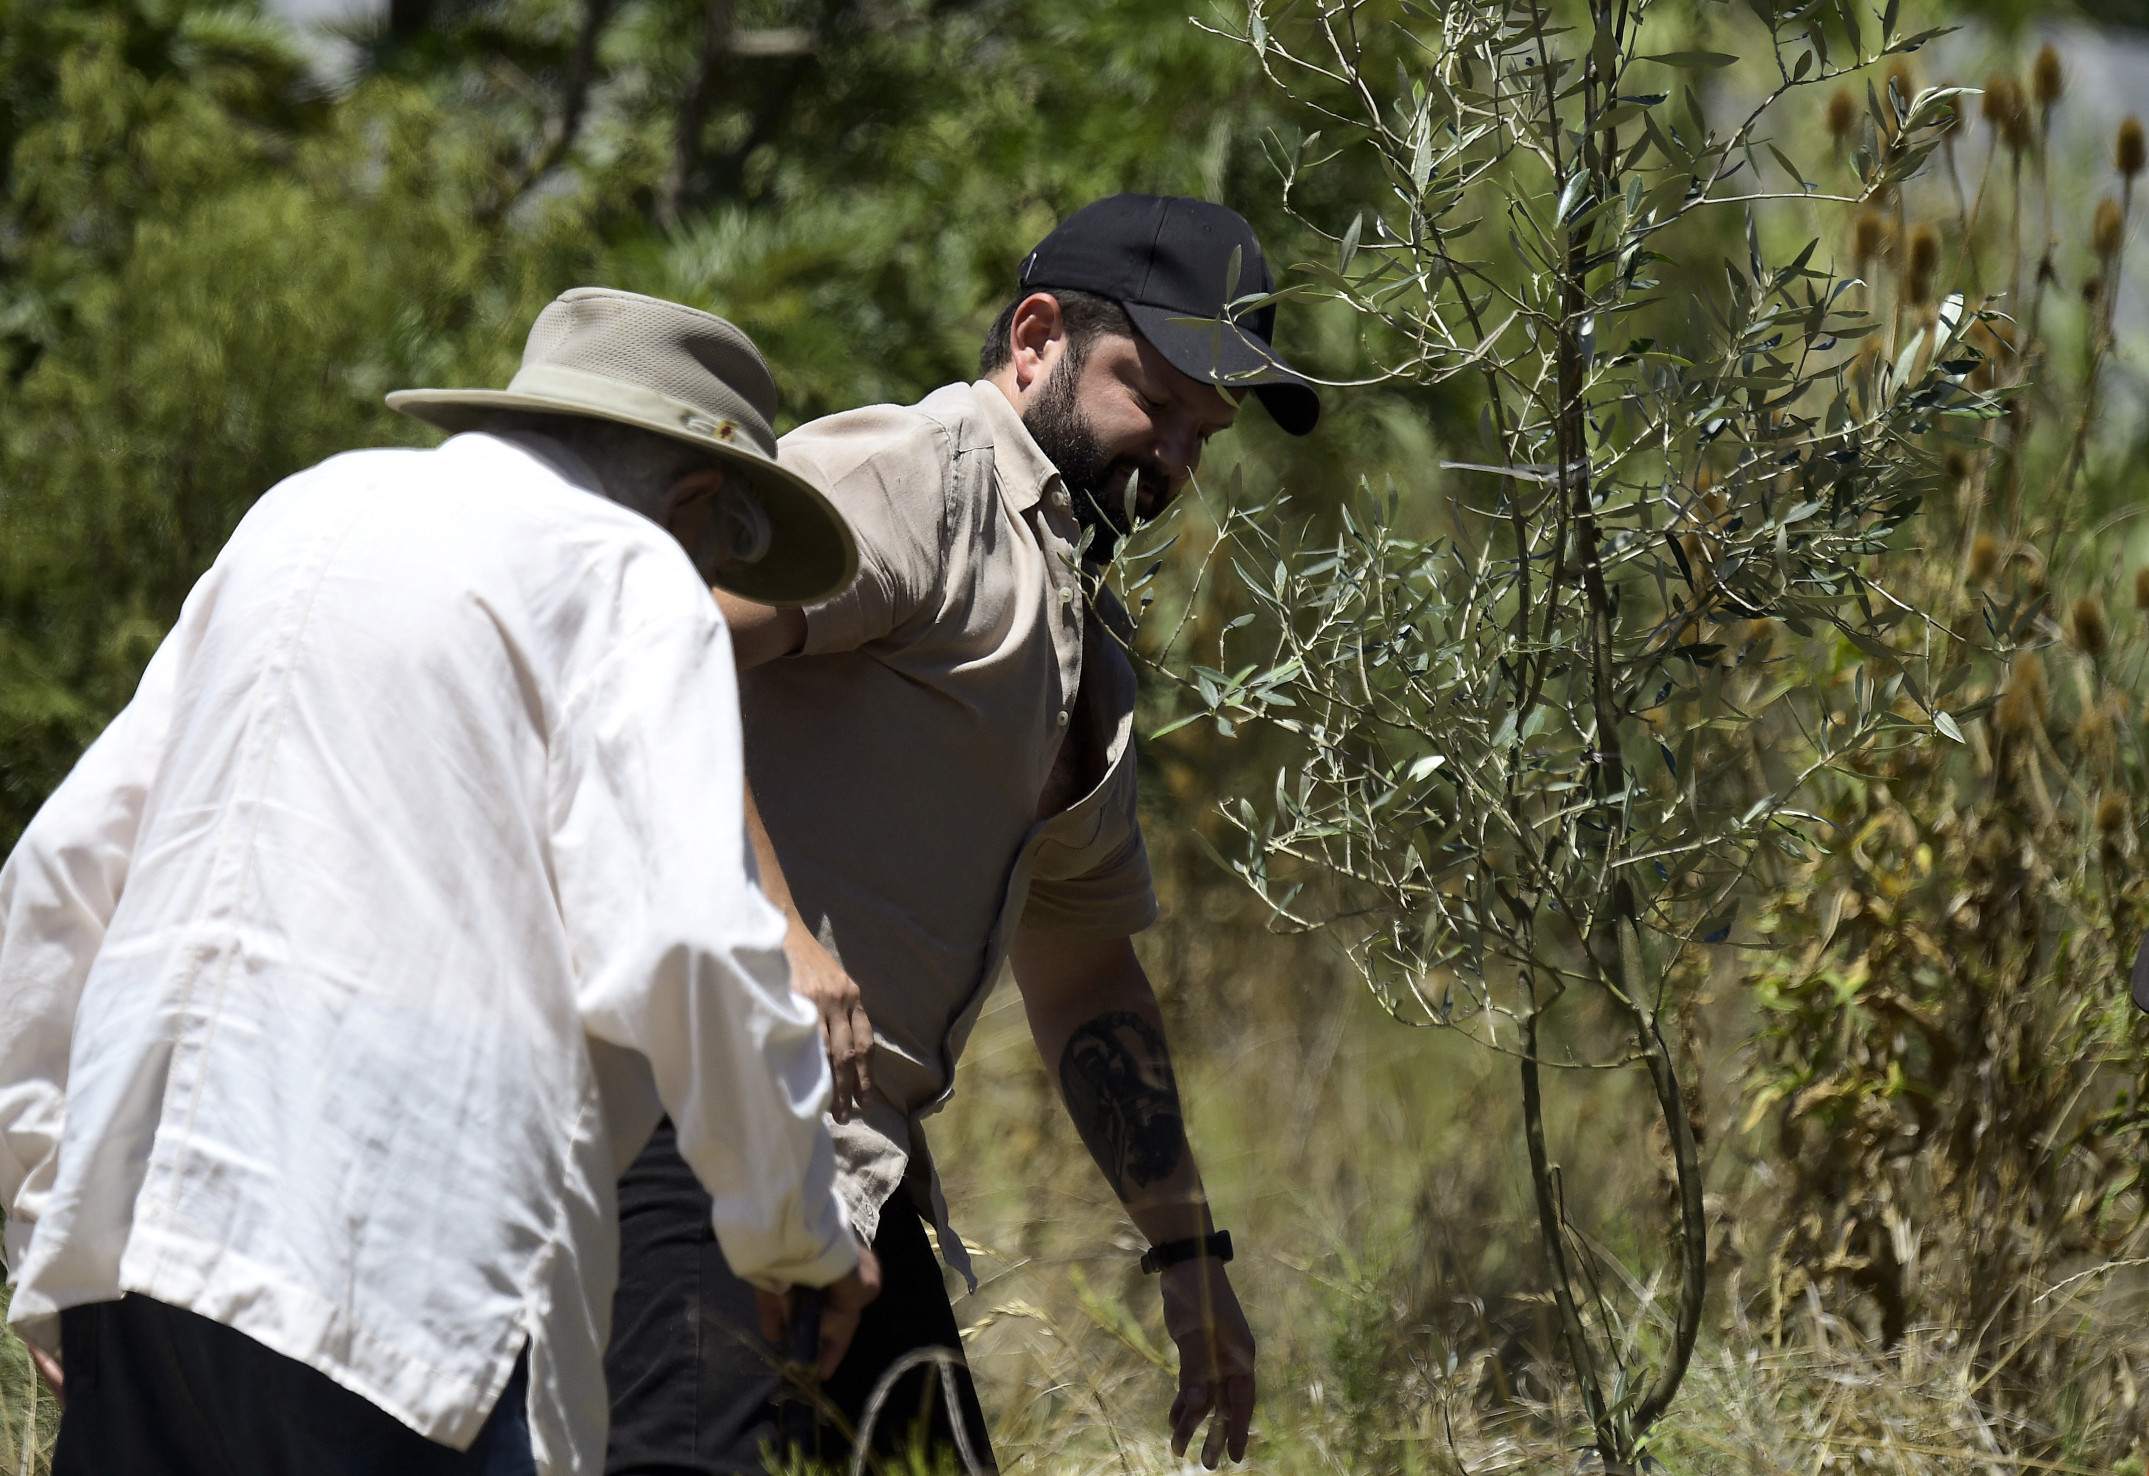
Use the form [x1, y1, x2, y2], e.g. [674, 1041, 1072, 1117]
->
[726, 1210, 860, 1295]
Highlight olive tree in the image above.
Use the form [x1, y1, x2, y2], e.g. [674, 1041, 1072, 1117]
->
[1125, 0, 1998, 1463]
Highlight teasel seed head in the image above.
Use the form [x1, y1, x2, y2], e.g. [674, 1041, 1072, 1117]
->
[1908, 224, 1940, 279]
[2120, 116, 2146, 179]
[1853, 209, 1891, 264]
[1966, 320, 2018, 388]
[1995, 684, 2037, 738]
[2033, 44, 2063, 113]
[2005, 108, 2033, 155]
[1968, 533, 2002, 586]
[1984, 74, 2023, 131]
[1826, 87, 1857, 143]
[2072, 594, 2110, 660]
[1986, 71, 2033, 154]
[2097, 792, 2128, 834]
[2094, 196, 2126, 259]
[2078, 700, 2114, 755]
[2014, 651, 2049, 711]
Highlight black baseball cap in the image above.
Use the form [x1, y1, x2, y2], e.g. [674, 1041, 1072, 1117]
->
[1018, 193, 1321, 436]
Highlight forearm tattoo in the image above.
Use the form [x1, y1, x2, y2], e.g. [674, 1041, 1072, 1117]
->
[1058, 1010, 1186, 1196]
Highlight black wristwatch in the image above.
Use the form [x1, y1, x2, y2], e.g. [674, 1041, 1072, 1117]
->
[1139, 1229, 1233, 1275]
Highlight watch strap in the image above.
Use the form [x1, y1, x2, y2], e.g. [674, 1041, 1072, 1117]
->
[1138, 1228, 1233, 1274]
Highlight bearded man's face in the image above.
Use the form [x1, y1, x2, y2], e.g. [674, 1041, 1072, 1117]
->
[1020, 329, 1237, 563]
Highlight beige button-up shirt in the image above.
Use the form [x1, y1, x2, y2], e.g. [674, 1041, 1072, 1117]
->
[750, 380, 1159, 1280]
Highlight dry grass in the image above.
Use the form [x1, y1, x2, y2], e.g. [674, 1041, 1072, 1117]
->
[0, 1294, 55, 1476]
[924, 896, 2149, 1476]
[0, 851, 2139, 1476]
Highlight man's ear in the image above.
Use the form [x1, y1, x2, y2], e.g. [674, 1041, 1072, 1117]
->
[660, 465, 727, 521]
[1007, 292, 1068, 393]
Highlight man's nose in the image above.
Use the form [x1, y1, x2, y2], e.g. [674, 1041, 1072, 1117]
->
[1156, 427, 1202, 484]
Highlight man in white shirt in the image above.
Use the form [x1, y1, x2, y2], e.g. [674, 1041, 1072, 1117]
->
[0, 287, 877, 1474]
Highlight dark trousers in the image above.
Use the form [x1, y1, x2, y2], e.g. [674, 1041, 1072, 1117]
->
[605, 1118, 997, 1474]
[51, 1294, 535, 1475]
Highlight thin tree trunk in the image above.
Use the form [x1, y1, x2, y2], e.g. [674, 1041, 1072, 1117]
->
[1616, 929, 1709, 1438]
[481, 0, 618, 225]
[1543, 0, 1708, 1457]
[1521, 1002, 1612, 1444]
[667, 0, 738, 225]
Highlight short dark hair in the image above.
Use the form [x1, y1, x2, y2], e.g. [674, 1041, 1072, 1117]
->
[977, 288, 1136, 376]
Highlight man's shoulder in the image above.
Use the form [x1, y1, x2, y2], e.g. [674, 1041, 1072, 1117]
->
[779, 383, 997, 485]
[258, 442, 431, 497]
[229, 444, 435, 549]
[427, 432, 667, 537]
[271, 434, 598, 511]
[336, 433, 693, 600]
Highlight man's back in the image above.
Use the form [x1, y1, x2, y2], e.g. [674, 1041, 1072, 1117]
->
[2, 431, 820, 1466]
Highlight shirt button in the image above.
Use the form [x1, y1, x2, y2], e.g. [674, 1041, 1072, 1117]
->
[1059, 587, 1076, 606]
[1056, 709, 1071, 728]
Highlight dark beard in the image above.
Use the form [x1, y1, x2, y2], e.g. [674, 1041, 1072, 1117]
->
[1022, 357, 1169, 564]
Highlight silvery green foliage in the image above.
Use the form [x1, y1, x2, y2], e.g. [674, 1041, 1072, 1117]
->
[1117, 0, 2001, 1458]
[1143, 0, 1992, 1039]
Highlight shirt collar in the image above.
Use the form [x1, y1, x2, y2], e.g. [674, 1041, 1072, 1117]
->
[968, 378, 1063, 516]
[443, 429, 606, 499]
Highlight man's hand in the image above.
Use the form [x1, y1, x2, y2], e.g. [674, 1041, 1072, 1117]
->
[25, 1340, 62, 1404]
[754, 1244, 884, 1379]
[1162, 1258, 1256, 1467]
[786, 927, 874, 1122]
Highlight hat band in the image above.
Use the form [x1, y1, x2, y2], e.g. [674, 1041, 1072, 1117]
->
[503, 363, 778, 459]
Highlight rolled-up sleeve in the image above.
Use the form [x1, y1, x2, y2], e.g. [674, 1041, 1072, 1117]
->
[550, 563, 855, 1291]
[0, 638, 177, 1276]
[1022, 796, 1161, 939]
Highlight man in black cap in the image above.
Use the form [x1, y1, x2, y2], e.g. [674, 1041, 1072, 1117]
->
[604, 196, 1319, 1474]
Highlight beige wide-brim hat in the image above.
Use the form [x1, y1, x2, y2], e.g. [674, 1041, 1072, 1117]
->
[388, 286, 858, 606]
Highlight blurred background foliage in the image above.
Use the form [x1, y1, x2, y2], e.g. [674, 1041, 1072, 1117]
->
[2, 1, 2147, 1473]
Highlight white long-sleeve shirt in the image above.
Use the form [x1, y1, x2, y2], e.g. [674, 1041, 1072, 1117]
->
[0, 430, 854, 1470]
